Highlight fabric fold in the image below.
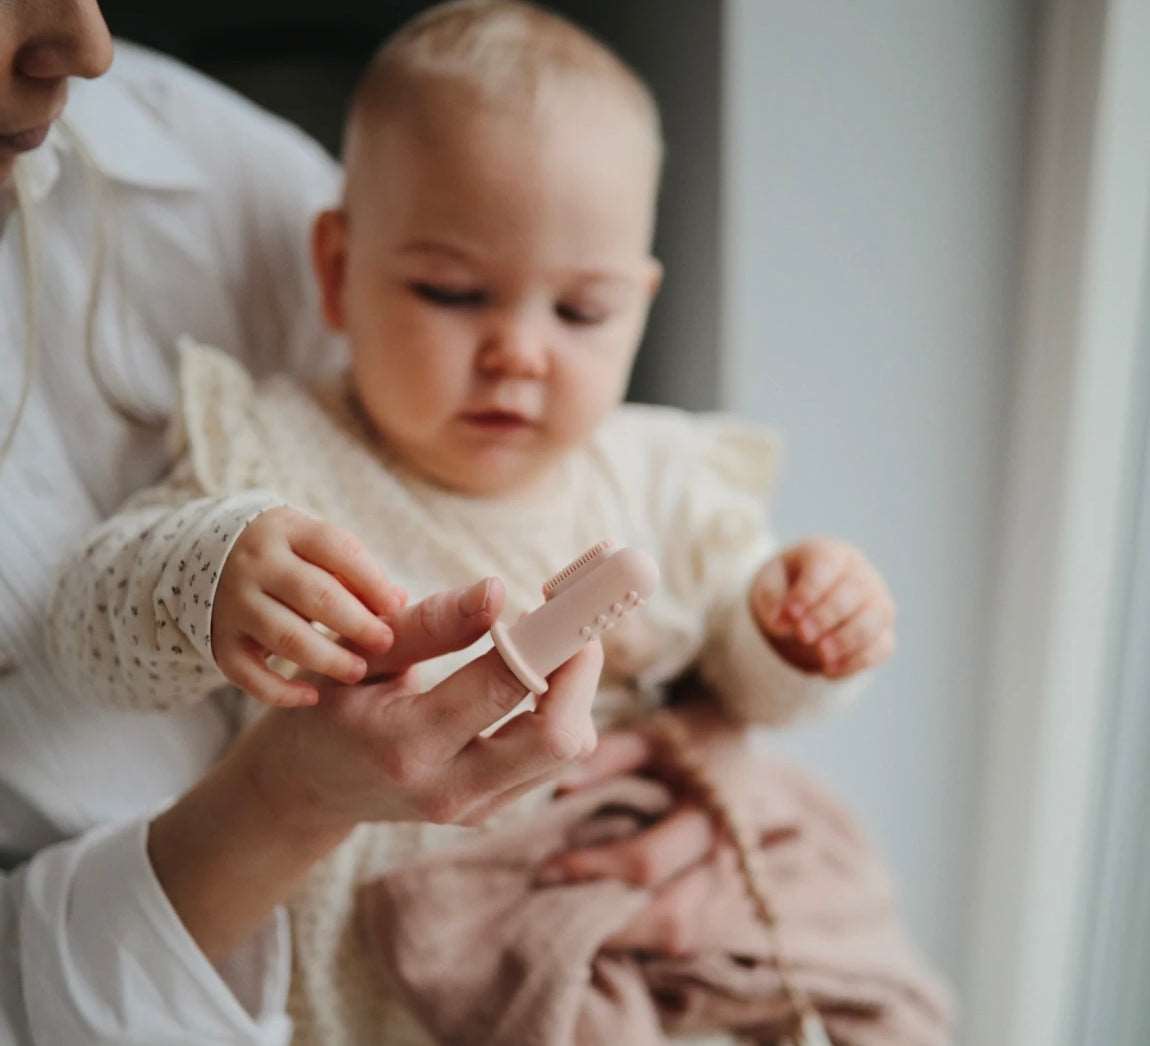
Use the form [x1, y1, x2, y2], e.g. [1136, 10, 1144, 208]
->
[357, 753, 952, 1045]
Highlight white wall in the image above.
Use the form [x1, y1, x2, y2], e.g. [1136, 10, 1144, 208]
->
[720, 0, 1036, 1000]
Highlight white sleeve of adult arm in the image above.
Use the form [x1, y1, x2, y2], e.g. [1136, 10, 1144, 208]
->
[0, 818, 291, 1046]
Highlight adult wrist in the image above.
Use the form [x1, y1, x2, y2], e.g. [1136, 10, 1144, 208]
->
[147, 720, 353, 962]
[224, 711, 360, 852]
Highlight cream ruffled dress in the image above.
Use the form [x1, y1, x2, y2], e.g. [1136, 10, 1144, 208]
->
[52, 341, 853, 1045]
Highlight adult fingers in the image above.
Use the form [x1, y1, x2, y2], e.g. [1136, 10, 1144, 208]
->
[432, 640, 603, 784]
[264, 558, 394, 653]
[455, 765, 567, 827]
[539, 803, 715, 888]
[290, 520, 404, 616]
[362, 578, 503, 677]
[245, 596, 368, 684]
[454, 644, 608, 824]
[553, 728, 654, 794]
[603, 859, 713, 955]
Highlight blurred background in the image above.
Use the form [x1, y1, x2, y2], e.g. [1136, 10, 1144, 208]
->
[96, 1, 1150, 1042]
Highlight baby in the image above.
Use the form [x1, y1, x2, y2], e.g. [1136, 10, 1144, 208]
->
[50, 2, 898, 1043]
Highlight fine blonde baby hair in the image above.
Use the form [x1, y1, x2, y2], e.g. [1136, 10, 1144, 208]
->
[345, 0, 663, 166]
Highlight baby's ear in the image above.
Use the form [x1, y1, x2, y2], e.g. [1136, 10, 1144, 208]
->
[312, 208, 349, 331]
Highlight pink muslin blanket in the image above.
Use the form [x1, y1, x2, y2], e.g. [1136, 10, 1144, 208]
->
[357, 750, 953, 1045]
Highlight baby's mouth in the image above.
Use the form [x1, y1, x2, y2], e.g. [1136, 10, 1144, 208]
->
[460, 410, 536, 432]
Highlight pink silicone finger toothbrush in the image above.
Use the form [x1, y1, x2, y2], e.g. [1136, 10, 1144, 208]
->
[490, 540, 659, 694]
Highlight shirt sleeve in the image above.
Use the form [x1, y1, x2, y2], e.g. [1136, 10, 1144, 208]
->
[109, 42, 343, 381]
[0, 818, 291, 1046]
[48, 476, 283, 712]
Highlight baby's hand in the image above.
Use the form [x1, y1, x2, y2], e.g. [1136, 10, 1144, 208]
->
[211, 507, 405, 706]
[750, 537, 895, 679]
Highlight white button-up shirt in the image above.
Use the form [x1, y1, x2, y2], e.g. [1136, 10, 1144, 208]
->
[0, 42, 340, 1044]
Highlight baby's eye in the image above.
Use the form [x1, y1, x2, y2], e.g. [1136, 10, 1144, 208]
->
[555, 301, 608, 326]
[409, 282, 488, 308]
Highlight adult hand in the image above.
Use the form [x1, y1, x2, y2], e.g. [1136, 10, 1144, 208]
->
[150, 575, 602, 960]
[537, 702, 750, 955]
[240, 575, 603, 833]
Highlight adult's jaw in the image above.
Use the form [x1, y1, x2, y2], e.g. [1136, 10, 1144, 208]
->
[0, 91, 68, 182]
[0, 120, 53, 155]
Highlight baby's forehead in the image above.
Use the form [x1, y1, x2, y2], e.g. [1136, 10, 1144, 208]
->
[340, 4, 662, 245]
[351, 61, 659, 163]
[344, 75, 661, 225]
[344, 2, 662, 171]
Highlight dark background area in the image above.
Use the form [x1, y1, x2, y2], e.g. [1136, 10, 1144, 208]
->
[97, 0, 723, 409]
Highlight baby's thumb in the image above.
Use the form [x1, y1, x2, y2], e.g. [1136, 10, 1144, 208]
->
[751, 556, 791, 636]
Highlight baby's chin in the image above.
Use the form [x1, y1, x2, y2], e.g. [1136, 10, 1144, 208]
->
[415, 447, 569, 501]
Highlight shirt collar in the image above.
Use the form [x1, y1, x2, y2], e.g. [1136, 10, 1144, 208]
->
[10, 127, 62, 206]
[12, 68, 205, 206]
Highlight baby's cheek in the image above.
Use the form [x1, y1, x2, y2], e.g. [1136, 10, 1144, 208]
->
[558, 362, 629, 439]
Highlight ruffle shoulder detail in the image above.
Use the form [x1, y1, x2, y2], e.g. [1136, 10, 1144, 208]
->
[168, 337, 268, 495]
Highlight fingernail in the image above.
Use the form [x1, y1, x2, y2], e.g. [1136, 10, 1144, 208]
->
[374, 622, 394, 650]
[384, 589, 406, 615]
[346, 657, 368, 682]
[798, 619, 819, 643]
[460, 578, 493, 616]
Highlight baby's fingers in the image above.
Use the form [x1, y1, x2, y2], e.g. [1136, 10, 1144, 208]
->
[246, 597, 368, 685]
[265, 559, 393, 653]
[538, 804, 714, 888]
[816, 598, 883, 663]
[217, 636, 319, 707]
[750, 555, 791, 635]
[795, 573, 867, 646]
[824, 623, 896, 679]
[781, 542, 847, 623]
[291, 520, 403, 617]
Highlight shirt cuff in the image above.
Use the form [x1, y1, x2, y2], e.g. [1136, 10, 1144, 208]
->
[705, 596, 863, 726]
[156, 492, 284, 665]
[18, 817, 291, 1045]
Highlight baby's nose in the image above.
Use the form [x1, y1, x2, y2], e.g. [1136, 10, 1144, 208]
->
[477, 321, 549, 379]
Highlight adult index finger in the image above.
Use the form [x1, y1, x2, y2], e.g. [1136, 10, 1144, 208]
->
[437, 642, 605, 817]
[361, 578, 503, 678]
[554, 728, 654, 794]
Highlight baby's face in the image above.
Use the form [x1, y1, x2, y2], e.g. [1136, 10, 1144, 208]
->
[315, 85, 661, 496]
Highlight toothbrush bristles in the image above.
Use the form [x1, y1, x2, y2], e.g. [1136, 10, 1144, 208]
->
[542, 539, 614, 599]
